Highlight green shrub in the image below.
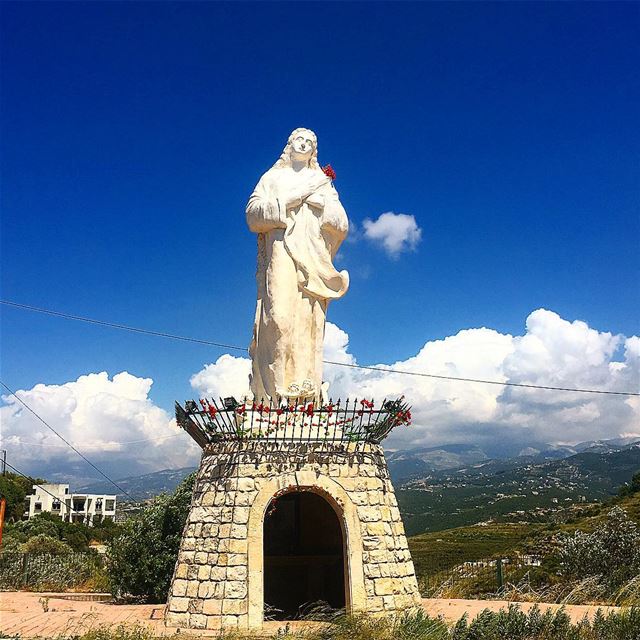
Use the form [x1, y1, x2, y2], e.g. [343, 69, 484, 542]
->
[12, 512, 61, 539]
[312, 611, 449, 640]
[14, 608, 640, 640]
[557, 507, 640, 589]
[8, 511, 118, 552]
[450, 605, 640, 640]
[393, 609, 451, 640]
[71, 624, 156, 640]
[19, 533, 73, 555]
[451, 605, 578, 640]
[591, 606, 640, 640]
[106, 472, 196, 602]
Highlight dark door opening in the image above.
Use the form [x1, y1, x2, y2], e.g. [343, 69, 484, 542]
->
[263, 491, 345, 619]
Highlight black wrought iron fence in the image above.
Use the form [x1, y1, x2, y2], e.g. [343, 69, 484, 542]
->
[176, 396, 412, 448]
[0, 552, 105, 591]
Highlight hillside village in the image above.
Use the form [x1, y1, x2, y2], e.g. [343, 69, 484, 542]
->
[396, 443, 640, 535]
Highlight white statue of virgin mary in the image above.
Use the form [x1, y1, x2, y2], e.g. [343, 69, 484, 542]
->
[246, 128, 349, 401]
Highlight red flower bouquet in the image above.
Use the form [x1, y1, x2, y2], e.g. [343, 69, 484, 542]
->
[323, 164, 336, 180]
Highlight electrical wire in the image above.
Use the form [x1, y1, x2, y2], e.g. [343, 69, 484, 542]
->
[0, 299, 247, 353]
[323, 361, 639, 396]
[4, 433, 185, 448]
[1, 299, 638, 397]
[0, 380, 135, 499]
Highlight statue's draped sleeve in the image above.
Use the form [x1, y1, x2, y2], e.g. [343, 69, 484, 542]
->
[319, 182, 349, 257]
[246, 172, 284, 233]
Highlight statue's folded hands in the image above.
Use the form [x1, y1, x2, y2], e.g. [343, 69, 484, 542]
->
[305, 191, 325, 211]
[285, 174, 330, 209]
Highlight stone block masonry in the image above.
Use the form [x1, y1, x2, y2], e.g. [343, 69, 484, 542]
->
[165, 440, 422, 630]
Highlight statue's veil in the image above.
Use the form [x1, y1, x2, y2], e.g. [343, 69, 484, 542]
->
[271, 128, 320, 170]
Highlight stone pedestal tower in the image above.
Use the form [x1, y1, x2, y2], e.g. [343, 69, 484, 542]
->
[165, 401, 421, 631]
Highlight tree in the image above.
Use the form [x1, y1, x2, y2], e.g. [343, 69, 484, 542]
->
[0, 472, 44, 522]
[107, 471, 196, 602]
[618, 470, 640, 497]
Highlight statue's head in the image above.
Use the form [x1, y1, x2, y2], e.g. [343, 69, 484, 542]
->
[273, 127, 320, 170]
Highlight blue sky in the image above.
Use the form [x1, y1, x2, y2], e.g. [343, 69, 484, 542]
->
[2, 2, 639, 478]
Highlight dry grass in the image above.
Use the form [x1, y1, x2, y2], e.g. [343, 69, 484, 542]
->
[8, 608, 638, 640]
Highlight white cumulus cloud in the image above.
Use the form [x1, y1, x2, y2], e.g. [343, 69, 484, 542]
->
[190, 310, 639, 453]
[0, 371, 200, 481]
[189, 354, 252, 401]
[6, 311, 637, 484]
[362, 212, 422, 258]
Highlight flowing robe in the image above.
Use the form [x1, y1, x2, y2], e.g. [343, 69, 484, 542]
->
[246, 166, 349, 401]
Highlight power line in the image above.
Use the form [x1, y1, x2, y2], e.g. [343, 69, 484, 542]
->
[0, 300, 247, 353]
[323, 361, 640, 397]
[4, 433, 185, 448]
[0, 381, 135, 500]
[1, 299, 638, 397]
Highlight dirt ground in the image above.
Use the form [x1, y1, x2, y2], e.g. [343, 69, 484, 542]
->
[0, 592, 622, 638]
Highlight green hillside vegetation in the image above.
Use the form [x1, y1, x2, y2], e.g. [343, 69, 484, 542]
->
[408, 491, 640, 570]
[398, 446, 640, 536]
[408, 523, 546, 579]
[0, 472, 125, 553]
[407, 473, 640, 605]
[2, 510, 120, 553]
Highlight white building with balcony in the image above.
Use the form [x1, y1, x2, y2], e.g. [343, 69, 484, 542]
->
[25, 483, 117, 526]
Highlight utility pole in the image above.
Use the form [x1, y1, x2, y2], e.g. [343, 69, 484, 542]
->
[0, 451, 6, 547]
[0, 496, 6, 548]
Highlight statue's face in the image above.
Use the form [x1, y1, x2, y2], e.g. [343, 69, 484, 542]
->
[290, 131, 315, 160]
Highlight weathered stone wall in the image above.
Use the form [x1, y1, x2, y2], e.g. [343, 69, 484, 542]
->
[165, 441, 421, 630]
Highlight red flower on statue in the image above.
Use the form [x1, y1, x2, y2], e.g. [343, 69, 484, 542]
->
[323, 164, 336, 180]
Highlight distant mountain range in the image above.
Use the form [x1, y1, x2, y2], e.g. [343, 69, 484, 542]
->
[78, 466, 197, 501]
[386, 436, 640, 484]
[77, 436, 640, 505]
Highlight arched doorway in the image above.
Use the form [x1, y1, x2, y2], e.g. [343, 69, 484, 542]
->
[263, 490, 346, 619]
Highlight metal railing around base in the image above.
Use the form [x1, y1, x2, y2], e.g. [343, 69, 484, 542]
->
[176, 397, 412, 448]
